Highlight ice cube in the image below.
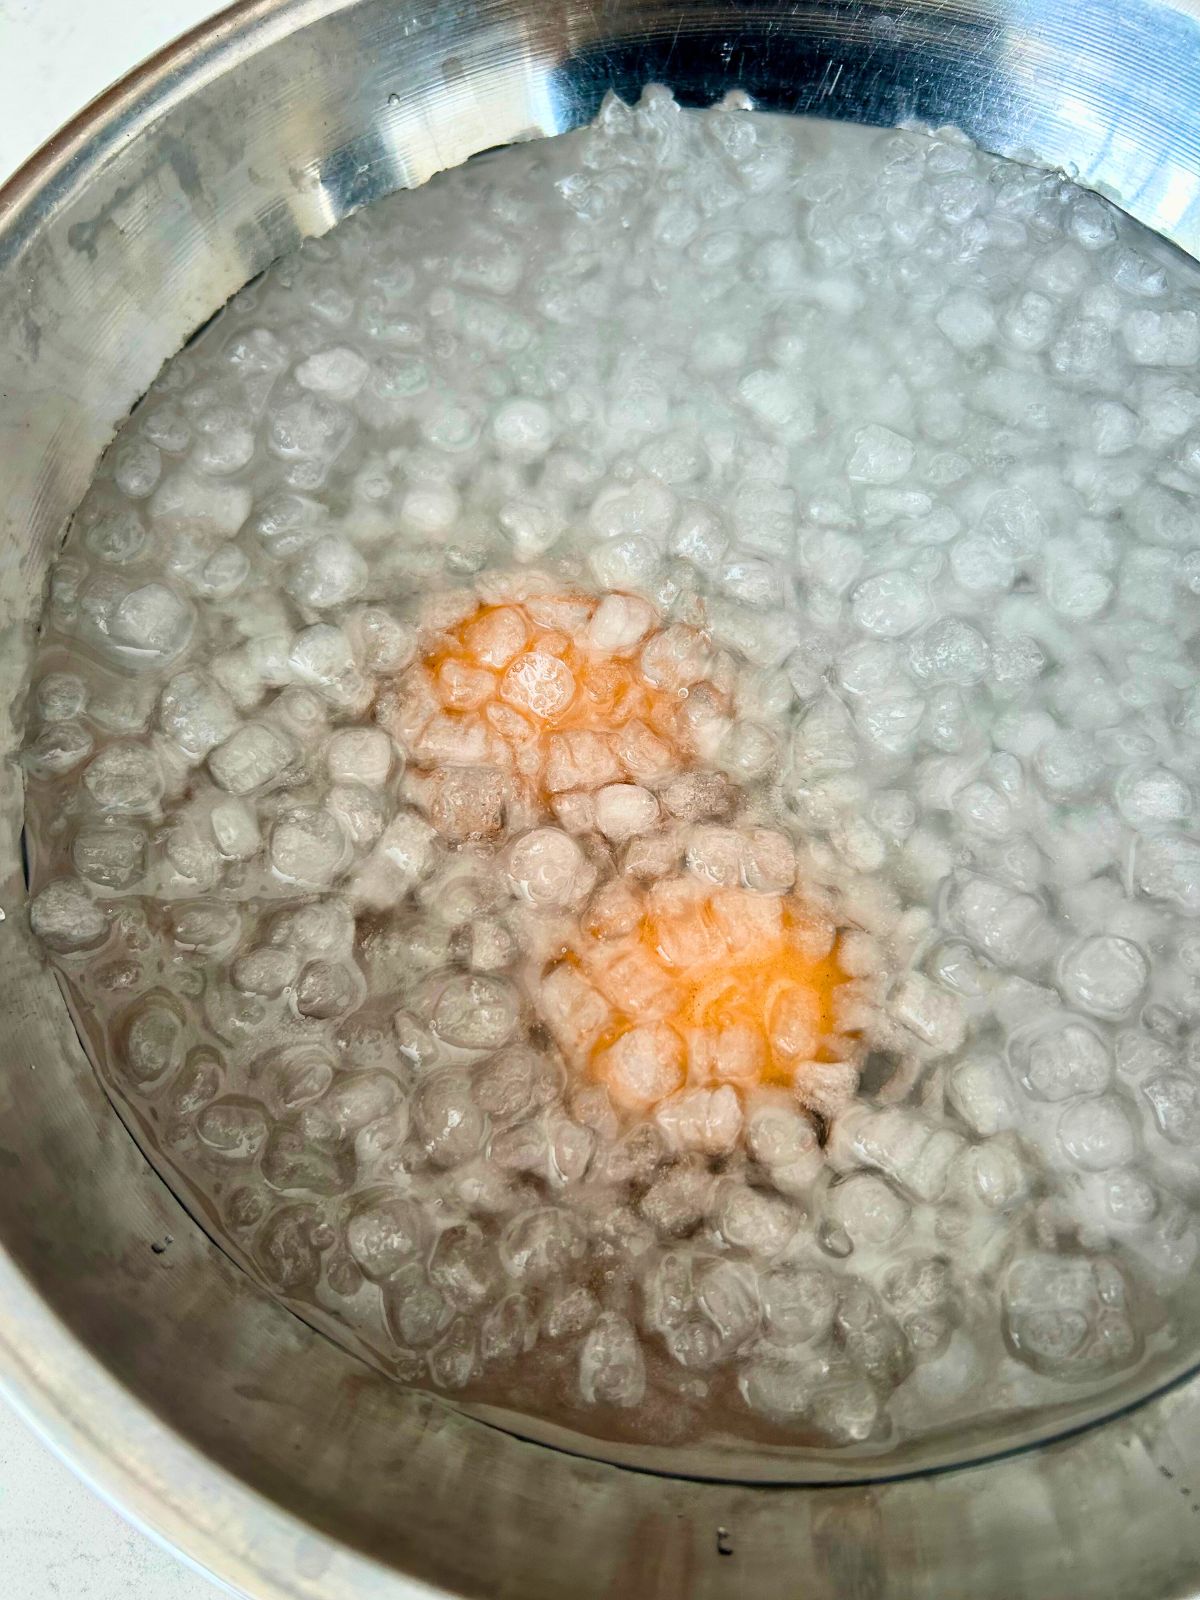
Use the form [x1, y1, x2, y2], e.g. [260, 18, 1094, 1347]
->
[598, 1025, 685, 1111]
[119, 994, 186, 1087]
[150, 468, 251, 535]
[29, 878, 109, 953]
[506, 827, 590, 907]
[544, 730, 623, 793]
[205, 798, 258, 860]
[109, 582, 195, 664]
[584, 593, 656, 653]
[231, 946, 300, 997]
[889, 972, 967, 1054]
[947, 873, 1050, 967]
[739, 1351, 827, 1421]
[429, 1225, 502, 1314]
[383, 1265, 452, 1347]
[1034, 731, 1104, 799]
[326, 727, 393, 788]
[82, 742, 164, 814]
[295, 959, 361, 1020]
[191, 405, 255, 476]
[1004, 1253, 1138, 1378]
[966, 1134, 1030, 1211]
[400, 483, 460, 537]
[655, 1085, 743, 1154]
[1143, 1072, 1200, 1144]
[208, 722, 296, 795]
[286, 536, 367, 610]
[846, 424, 915, 485]
[410, 711, 492, 768]
[479, 1294, 535, 1366]
[685, 825, 744, 887]
[793, 1059, 860, 1120]
[268, 898, 355, 959]
[908, 617, 991, 685]
[112, 437, 162, 498]
[412, 1068, 485, 1167]
[661, 770, 735, 822]
[952, 781, 1014, 839]
[437, 659, 494, 711]
[200, 542, 251, 602]
[159, 671, 239, 760]
[609, 719, 674, 786]
[492, 397, 557, 458]
[1058, 1095, 1137, 1171]
[1058, 935, 1148, 1018]
[639, 624, 711, 690]
[716, 1182, 796, 1257]
[426, 766, 502, 841]
[269, 807, 349, 888]
[594, 783, 659, 842]
[542, 1282, 599, 1341]
[23, 721, 94, 780]
[1012, 1017, 1112, 1101]
[499, 651, 576, 719]
[950, 535, 1014, 594]
[589, 478, 676, 542]
[761, 1266, 836, 1348]
[717, 719, 778, 780]
[34, 672, 87, 723]
[1116, 767, 1192, 829]
[474, 1046, 556, 1125]
[936, 290, 997, 351]
[810, 1370, 885, 1444]
[695, 1256, 760, 1354]
[295, 345, 370, 398]
[537, 962, 611, 1061]
[947, 1053, 1019, 1136]
[744, 1095, 822, 1188]
[167, 899, 241, 957]
[1115, 1030, 1175, 1082]
[288, 624, 371, 711]
[500, 1206, 586, 1282]
[1135, 834, 1200, 912]
[830, 1105, 964, 1203]
[342, 606, 415, 676]
[347, 1197, 425, 1280]
[551, 791, 595, 835]
[460, 605, 525, 669]
[499, 499, 563, 562]
[640, 1158, 714, 1236]
[431, 973, 520, 1050]
[826, 1173, 910, 1245]
[1124, 307, 1200, 366]
[72, 822, 147, 889]
[851, 571, 930, 637]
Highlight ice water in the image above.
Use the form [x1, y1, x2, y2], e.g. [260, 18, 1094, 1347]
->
[23, 89, 1200, 1454]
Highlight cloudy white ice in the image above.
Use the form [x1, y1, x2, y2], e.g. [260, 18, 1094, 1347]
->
[23, 88, 1200, 1453]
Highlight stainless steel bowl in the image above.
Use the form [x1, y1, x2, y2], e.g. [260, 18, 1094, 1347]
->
[5, 1, 1200, 1593]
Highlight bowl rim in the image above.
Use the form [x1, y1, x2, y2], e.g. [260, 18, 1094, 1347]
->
[7, 2, 1200, 1593]
[0, 11, 447, 1590]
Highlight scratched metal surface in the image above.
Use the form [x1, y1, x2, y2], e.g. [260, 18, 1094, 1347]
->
[3, 1, 1200, 1595]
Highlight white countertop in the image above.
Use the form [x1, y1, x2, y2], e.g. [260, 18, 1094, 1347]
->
[0, 9, 233, 1595]
[0, 1396, 228, 1600]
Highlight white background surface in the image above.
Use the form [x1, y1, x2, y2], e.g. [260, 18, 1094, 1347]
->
[0, 7, 234, 1595]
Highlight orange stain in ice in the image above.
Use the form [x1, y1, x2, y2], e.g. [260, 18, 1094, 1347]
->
[573, 887, 849, 1099]
[409, 597, 706, 794]
[646, 909, 847, 1080]
[396, 591, 853, 1109]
